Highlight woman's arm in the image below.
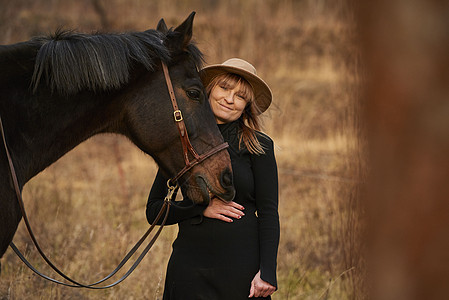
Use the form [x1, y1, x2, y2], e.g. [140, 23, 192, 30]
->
[146, 170, 207, 225]
[251, 134, 280, 289]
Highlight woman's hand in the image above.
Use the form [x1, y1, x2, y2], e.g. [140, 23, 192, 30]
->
[249, 270, 276, 298]
[203, 197, 245, 222]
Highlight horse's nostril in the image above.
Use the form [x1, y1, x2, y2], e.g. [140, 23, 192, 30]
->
[221, 168, 233, 187]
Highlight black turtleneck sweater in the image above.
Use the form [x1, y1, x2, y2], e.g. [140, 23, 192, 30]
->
[146, 121, 279, 300]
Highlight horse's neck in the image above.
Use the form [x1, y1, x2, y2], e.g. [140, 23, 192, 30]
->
[0, 43, 123, 187]
[7, 92, 117, 187]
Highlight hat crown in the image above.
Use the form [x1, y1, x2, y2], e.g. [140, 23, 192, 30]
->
[222, 58, 257, 75]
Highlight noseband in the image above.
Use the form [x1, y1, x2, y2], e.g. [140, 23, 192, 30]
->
[1, 61, 228, 288]
[161, 62, 228, 187]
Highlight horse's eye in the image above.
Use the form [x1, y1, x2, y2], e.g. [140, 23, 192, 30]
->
[186, 89, 201, 101]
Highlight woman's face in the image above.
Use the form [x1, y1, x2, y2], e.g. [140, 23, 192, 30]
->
[208, 77, 250, 124]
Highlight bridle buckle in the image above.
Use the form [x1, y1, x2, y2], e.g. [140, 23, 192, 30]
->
[173, 110, 183, 122]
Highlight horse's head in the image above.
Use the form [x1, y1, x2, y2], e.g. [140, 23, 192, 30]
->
[123, 13, 235, 204]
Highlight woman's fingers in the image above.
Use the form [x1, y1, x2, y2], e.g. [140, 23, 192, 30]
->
[229, 201, 245, 211]
[203, 199, 245, 222]
[216, 214, 234, 223]
[216, 207, 243, 221]
[262, 286, 275, 297]
[250, 270, 276, 298]
[248, 280, 255, 297]
[213, 199, 245, 218]
[221, 205, 245, 219]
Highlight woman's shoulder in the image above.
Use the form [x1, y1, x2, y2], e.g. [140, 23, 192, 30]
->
[255, 131, 275, 153]
[255, 131, 274, 146]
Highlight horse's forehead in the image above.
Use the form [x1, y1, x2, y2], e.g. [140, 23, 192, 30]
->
[170, 59, 200, 80]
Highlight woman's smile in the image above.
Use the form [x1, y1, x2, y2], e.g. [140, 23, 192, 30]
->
[218, 102, 233, 111]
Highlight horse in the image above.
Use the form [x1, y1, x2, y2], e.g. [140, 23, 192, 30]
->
[0, 12, 235, 263]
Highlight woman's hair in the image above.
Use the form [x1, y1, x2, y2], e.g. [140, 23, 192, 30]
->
[206, 73, 265, 155]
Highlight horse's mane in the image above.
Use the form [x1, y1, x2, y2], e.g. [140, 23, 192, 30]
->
[31, 28, 204, 95]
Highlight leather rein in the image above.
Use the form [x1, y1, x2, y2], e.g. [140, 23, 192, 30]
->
[1, 61, 228, 288]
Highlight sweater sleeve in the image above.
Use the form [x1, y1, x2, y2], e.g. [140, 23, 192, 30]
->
[251, 134, 280, 289]
[146, 169, 206, 225]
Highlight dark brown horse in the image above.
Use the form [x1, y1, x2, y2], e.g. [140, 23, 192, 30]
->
[0, 13, 234, 262]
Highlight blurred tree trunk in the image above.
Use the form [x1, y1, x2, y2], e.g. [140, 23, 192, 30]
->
[358, 0, 449, 299]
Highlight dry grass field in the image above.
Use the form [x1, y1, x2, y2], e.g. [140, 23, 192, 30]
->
[0, 0, 364, 299]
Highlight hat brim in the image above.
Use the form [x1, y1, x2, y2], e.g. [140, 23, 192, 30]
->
[200, 65, 272, 114]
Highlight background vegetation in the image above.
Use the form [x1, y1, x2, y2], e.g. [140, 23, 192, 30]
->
[0, 0, 364, 299]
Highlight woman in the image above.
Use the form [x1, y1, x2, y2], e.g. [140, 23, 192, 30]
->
[146, 58, 279, 299]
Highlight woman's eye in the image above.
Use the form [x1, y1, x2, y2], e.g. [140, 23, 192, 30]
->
[186, 89, 201, 100]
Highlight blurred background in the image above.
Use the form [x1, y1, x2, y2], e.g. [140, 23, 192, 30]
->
[0, 0, 364, 299]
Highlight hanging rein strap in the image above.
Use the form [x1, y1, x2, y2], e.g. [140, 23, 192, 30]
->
[1, 115, 173, 289]
[10, 200, 171, 288]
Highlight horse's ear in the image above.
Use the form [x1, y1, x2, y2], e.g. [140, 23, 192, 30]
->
[157, 18, 168, 34]
[173, 11, 195, 49]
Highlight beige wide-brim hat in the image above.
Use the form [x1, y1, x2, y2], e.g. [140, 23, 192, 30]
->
[200, 58, 272, 114]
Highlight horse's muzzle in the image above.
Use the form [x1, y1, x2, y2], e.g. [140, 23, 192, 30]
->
[196, 168, 235, 204]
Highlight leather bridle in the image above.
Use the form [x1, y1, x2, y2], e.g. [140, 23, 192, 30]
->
[1, 61, 228, 288]
[161, 62, 229, 187]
